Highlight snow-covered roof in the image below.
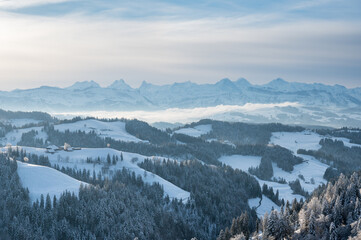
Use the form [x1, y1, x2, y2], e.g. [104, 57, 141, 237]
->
[46, 145, 59, 150]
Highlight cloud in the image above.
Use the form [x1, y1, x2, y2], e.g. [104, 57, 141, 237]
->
[287, 0, 334, 10]
[54, 102, 301, 123]
[0, 0, 71, 9]
[0, 7, 360, 90]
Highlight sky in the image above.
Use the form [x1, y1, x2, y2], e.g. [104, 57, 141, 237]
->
[0, 0, 360, 90]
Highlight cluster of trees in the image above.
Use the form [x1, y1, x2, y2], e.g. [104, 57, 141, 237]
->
[297, 138, 361, 175]
[217, 212, 254, 240]
[262, 184, 282, 206]
[181, 119, 304, 145]
[263, 146, 303, 172]
[323, 167, 341, 181]
[8, 147, 51, 166]
[249, 146, 303, 180]
[0, 154, 30, 239]
[249, 157, 273, 180]
[18, 129, 45, 147]
[0, 122, 13, 138]
[316, 127, 361, 144]
[289, 179, 309, 198]
[139, 158, 261, 236]
[219, 172, 361, 239]
[125, 119, 171, 145]
[0, 109, 53, 122]
[0, 154, 222, 239]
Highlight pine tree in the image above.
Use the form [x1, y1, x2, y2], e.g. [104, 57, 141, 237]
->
[53, 195, 57, 209]
[40, 194, 45, 209]
[267, 210, 282, 239]
[329, 222, 337, 240]
[107, 154, 111, 165]
[308, 210, 316, 236]
[45, 194, 52, 211]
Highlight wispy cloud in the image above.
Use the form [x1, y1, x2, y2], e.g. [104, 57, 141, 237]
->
[54, 102, 301, 123]
[0, 0, 71, 9]
[0, 0, 360, 90]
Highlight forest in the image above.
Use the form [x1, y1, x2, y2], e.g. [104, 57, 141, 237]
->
[219, 172, 361, 240]
[1, 110, 361, 239]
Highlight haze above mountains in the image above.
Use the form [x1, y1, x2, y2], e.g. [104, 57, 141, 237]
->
[1, 78, 361, 127]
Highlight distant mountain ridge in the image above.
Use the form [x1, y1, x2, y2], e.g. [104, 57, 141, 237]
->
[1, 78, 360, 113]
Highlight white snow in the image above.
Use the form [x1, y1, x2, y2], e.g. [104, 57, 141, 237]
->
[218, 155, 261, 172]
[174, 124, 212, 137]
[248, 195, 280, 217]
[256, 177, 304, 203]
[0, 118, 41, 127]
[270, 130, 348, 193]
[219, 130, 347, 217]
[218, 154, 303, 212]
[272, 155, 328, 193]
[17, 161, 87, 202]
[0, 126, 47, 146]
[271, 130, 361, 153]
[54, 119, 145, 143]
[332, 136, 361, 148]
[270, 131, 322, 153]
[9, 146, 190, 202]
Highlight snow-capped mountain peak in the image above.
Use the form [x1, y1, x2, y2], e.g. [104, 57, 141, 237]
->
[66, 80, 100, 91]
[108, 79, 132, 90]
[0, 78, 360, 122]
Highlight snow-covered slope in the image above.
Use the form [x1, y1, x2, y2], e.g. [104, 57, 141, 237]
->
[0, 126, 47, 146]
[54, 119, 145, 143]
[0, 118, 42, 127]
[265, 130, 361, 196]
[248, 195, 280, 217]
[270, 131, 361, 152]
[17, 161, 87, 202]
[219, 154, 304, 204]
[174, 124, 212, 137]
[219, 131, 346, 214]
[218, 155, 261, 172]
[11, 146, 190, 202]
[272, 156, 328, 193]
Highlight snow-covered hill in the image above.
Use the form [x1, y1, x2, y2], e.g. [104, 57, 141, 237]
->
[17, 161, 87, 202]
[0, 126, 47, 146]
[0, 119, 145, 146]
[1, 79, 360, 127]
[54, 119, 145, 143]
[174, 124, 212, 137]
[9, 146, 190, 202]
[219, 130, 361, 215]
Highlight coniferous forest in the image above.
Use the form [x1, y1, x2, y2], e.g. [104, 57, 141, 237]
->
[0, 112, 361, 239]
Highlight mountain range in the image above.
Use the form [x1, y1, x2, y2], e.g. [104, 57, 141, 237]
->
[1, 78, 361, 112]
[1, 78, 361, 127]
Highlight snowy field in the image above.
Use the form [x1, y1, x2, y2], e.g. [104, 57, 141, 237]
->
[271, 131, 361, 153]
[0, 126, 47, 146]
[218, 154, 304, 210]
[218, 155, 261, 172]
[174, 124, 212, 137]
[256, 177, 304, 203]
[0, 118, 42, 127]
[8, 146, 190, 202]
[272, 155, 328, 193]
[17, 161, 87, 202]
[248, 195, 280, 217]
[54, 119, 145, 143]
